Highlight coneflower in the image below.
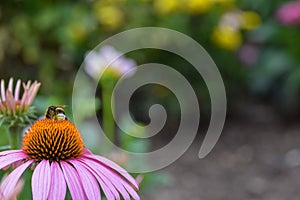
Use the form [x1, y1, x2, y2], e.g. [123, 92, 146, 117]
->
[0, 118, 140, 200]
[0, 78, 41, 127]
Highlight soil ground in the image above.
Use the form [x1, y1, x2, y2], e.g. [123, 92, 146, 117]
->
[142, 110, 300, 200]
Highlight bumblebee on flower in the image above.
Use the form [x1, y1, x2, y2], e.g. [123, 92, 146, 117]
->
[0, 105, 140, 200]
[44, 105, 68, 121]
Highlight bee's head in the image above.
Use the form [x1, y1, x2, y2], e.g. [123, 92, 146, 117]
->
[44, 105, 67, 120]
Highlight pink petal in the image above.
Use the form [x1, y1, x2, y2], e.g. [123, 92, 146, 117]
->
[48, 162, 66, 200]
[1, 79, 6, 101]
[81, 157, 132, 200]
[20, 83, 28, 111]
[70, 159, 101, 200]
[7, 78, 13, 93]
[135, 175, 143, 186]
[83, 152, 139, 189]
[5, 90, 16, 114]
[80, 159, 120, 200]
[60, 161, 86, 200]
[0, 102, 5, 113]
[118, 176, 140, 200]
[26, 81, 40, 106]
[32, 160, 51, 200]
[0, 149, 23, 156]
[14, 79, 21, 101]
[0, 160, 33, 198]
[26, 80, 31, 88]
[0, 151, 28, 170]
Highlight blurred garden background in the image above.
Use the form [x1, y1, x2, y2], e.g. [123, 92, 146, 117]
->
[1, 0, 300, 199]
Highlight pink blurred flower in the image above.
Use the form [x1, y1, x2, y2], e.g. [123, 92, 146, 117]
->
[0, 119, 140, 200]
[85, 46, 136, 79]
[276, 1, 300, 25]
[0, 78, 41, 115]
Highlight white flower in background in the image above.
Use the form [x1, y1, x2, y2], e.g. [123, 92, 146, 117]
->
[85, 46, 136, 80]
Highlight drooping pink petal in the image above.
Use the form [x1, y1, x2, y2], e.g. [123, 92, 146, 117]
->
[81, 157, 133, 200]
[94, 165, 131, 200]
[5, 177, 24, 200]
[83, 151, 139, 189]
[118, 176, 140, 200]
[0, 160, 33, 198]
[96, 155, 138, 189]
[80, 159, 120, 200]
[60, 161, 86, 200]
[12, 159, 25, 170]
[0, 149, 23, 156]
[48, 162, 66, 200]
[0, 151, 28, 170]
[14, 79, 21, 101]
[1, 79, 6, 101]
[70, 159, 101, 200]
[96, 160, 140, 200]
[32, 160, 51, 200]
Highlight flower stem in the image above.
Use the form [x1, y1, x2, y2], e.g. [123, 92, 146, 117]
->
[9, 125, 21, 149]
[101, 77, 116, 143]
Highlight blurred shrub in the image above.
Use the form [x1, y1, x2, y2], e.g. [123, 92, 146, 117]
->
[0, 0, 299, 116]
[1, 0, 300, 198]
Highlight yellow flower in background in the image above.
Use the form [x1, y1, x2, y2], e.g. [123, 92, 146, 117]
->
[186, 0, 214, 14]
[97, 0, 125, 4]
[240, 11, 261, 30]
[213, 0, 235, 7]
[94, 5, 123, 30]
[212, 9, 261, 50]
[154, 0, 180, 15]
[212, 25, 242, 50]
[219, 10, 261, 31]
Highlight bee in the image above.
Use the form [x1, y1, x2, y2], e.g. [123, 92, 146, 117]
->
[44, 105, 68, 121]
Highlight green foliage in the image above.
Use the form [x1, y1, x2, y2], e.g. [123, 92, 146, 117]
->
[0, 126, 9, 147]
[0, 106, 37, 128]
[1, 0, 298, 113]
[1, 0, 300, 197]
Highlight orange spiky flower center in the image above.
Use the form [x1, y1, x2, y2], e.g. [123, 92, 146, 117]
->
[22, 119, 84, 162]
